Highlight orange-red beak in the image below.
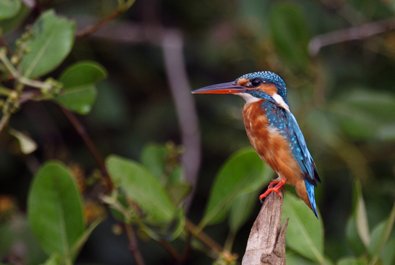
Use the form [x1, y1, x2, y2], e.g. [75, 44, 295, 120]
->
[192, 82, 245, 95]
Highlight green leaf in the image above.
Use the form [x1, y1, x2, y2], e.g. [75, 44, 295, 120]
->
[381, 237, 395, 265]
[200, 148, 267, 228]
[287, 251, 317, 265]
[229, 191, 258, 234]
[41, 254, 62, 265]
[269, 3, 309, 70]
[27, 161, 84, 259]
[141, 143, 167, 182]
[346, 180, 370, 255]
[18, 10, 75, 78]
[337, 257, 368, 265]
[368, 205, 395, 265]
[346, 218, 367, 256]
[140, 143, 190, 204]
[0, 0, 21, 20]
[56, 61, 107, 114]
[282, 193, 325, 264]
[330, 90, 395, 140]
[0, 3, 30, 34]
[71, 218, 102, 259]
[106, 155, 177, 224]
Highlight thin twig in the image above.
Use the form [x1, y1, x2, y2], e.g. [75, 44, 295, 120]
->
[62, 107, 146, 264]
[76, 0, 135, 38]
[308, 17, 395, 55]
[161, 30, 201, 211]
[124, 223, 146, 265]
[181, 231, 192, 263]
[184, 219, 224, 255]
[61, 107, 113, 192]
[158, 240, 183, 263]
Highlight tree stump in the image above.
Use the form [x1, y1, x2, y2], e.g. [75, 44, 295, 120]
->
[241, 193, 287, 265]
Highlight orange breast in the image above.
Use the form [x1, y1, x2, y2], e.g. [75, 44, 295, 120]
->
[242, 101, 303, 186]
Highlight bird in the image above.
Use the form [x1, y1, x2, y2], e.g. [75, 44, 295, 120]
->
[192, 71, 320, 217]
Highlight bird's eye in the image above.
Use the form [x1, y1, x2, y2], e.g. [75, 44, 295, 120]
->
[250, 78, 263, 87]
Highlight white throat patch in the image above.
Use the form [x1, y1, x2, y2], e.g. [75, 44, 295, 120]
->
[272, 93, 290, 111]
[237, 92, 290, 111]
[237, 93, 261, 104]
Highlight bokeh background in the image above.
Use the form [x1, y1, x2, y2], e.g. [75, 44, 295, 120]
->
[1, 0, 395, 264]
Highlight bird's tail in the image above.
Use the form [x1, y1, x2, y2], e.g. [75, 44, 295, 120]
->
[304, 180, 318, 218]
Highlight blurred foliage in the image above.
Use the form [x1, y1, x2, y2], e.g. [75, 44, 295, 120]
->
[0, 0, 394, 265]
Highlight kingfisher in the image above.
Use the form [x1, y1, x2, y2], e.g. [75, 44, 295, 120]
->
[193, 71, 320, 217]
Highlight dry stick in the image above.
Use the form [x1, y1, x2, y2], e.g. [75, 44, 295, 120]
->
[308, 17, 395, 56]
[242, 193, 287, 265]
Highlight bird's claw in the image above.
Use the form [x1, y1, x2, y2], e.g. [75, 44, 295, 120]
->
[259, 178, 286, 203]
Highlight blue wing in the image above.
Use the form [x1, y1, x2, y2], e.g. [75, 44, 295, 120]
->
[261, 100, 320, 216]
[287, 113, 320, 185]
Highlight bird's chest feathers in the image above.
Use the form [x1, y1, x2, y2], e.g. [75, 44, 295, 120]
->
[242, 100, 300, 180]
[242, 100, 285, 151]
[242, 101, 269, 149]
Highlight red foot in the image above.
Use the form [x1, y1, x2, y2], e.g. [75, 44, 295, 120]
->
[259, 178, 286, 202]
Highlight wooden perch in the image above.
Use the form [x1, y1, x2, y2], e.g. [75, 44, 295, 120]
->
[242, 193, 287, 265]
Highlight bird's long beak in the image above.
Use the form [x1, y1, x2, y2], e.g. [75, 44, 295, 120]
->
[192, 82, 245, 95]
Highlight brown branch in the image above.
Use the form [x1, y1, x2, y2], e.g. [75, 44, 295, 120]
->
[242, 193, 287, 265]
[124, 223, 146, 265]
[60, 108, 113, 192]
[308, 17, 395, 55]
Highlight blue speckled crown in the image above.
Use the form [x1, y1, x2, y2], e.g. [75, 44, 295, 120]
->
[238, 71, 288, 101]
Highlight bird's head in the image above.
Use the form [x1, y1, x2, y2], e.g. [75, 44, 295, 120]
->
[193, 71, 289, 110]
